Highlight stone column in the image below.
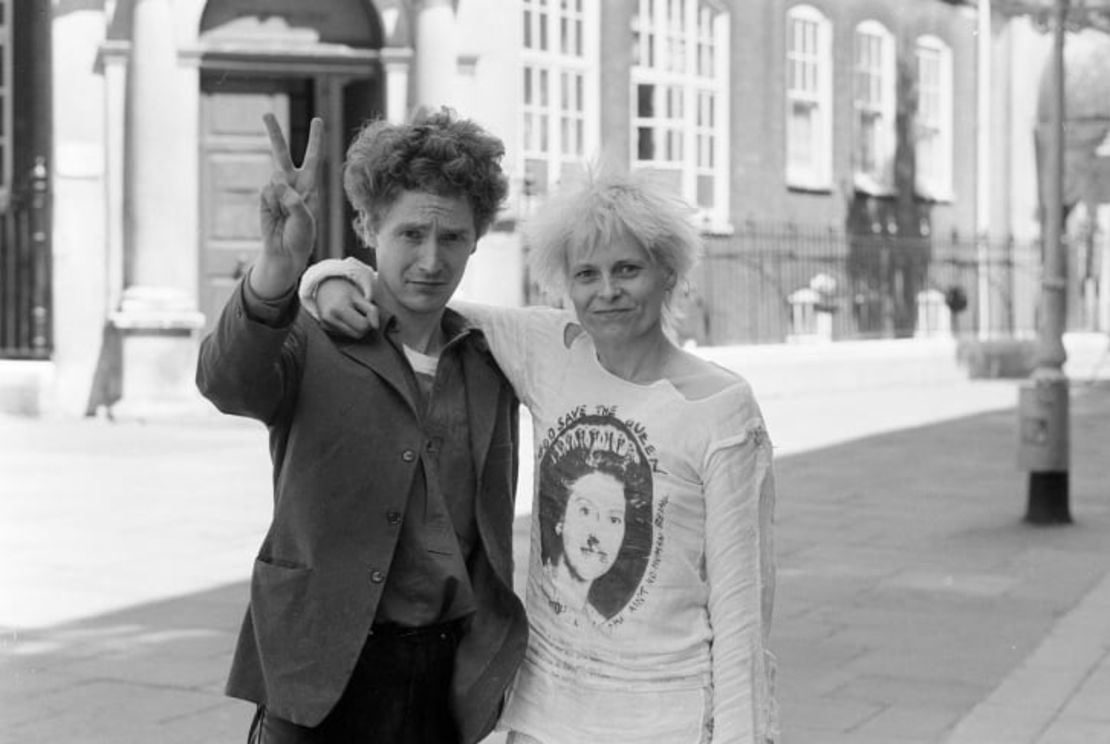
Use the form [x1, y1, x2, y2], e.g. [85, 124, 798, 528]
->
[109, 0, 204, 418]
[381, 47, 414, 123]
[412, 0, 457, 110]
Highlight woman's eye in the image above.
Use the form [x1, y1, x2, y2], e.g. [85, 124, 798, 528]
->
[573, 269, 597, 282]
[615, 264, 641, 277]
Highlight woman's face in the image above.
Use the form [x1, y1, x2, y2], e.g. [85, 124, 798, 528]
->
[557, 470, 627, 583]
[565, 236, 672, 347]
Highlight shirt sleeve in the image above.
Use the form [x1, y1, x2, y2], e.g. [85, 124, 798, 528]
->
[298, 256, 374, 319]
[702, 408, 778, 744]
[243, 272, 299, 327]
[293, 255, 575, 407]
[449, 301, 571, 410]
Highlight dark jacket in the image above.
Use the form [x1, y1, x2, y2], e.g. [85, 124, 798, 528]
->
[195, 282, 526, 743]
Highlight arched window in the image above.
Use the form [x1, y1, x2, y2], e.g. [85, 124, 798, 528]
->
[631, 0, 729, 227]
[853, 20, 896, 194]
[785, 5, 832, 190]
[915, 35, 954, 200]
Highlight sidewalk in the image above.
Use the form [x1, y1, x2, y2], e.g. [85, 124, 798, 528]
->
[1, 376, 1108, 743]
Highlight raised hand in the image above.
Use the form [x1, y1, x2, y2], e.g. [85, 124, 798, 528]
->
[251, 114, 324, 299]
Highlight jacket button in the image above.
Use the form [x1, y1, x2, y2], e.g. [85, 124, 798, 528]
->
[369, 569, 386, 584]
[401, 449, 416, 462]
[386, 510, 402, 526]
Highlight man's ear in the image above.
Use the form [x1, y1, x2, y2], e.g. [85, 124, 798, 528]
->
[354, 210, 377, 249]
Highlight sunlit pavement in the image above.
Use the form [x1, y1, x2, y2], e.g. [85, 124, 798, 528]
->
[2, 374, 1109, 743]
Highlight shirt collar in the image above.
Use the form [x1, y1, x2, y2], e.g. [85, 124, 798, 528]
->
[377, 305, 482, 353]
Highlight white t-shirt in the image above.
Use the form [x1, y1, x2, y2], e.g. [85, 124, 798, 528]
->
[460, 303, 778, 744]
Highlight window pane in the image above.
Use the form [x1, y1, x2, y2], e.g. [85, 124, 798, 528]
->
[638, 84, 655, 117]
[697, 174, 714, 208]
[637, 127, 655, 160]
[524, 9, 532, 48]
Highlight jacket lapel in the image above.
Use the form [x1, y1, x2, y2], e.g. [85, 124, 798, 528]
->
[462, 343, 498, 472]
[333, 332, 418, 414]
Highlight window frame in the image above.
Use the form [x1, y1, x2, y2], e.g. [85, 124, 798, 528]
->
[631, 0, 730, 229]
[521, 0, 598, 200]
[784, 4, 833, 191]
[914, 34, 954, 201]
[852, 20, 897, 195]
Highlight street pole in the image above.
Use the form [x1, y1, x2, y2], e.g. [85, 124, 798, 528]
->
[1018, 0, 1071, 524]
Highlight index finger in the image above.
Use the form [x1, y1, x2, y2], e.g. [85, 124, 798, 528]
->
[263, 113, 295, 174]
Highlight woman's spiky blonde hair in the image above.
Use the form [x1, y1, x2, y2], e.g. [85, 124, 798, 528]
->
[525, 167, 702, 322]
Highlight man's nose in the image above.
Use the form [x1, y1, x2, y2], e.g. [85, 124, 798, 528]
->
[414, 238, 443, 271]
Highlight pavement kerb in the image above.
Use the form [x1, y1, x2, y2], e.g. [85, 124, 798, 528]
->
[943, 569, 1110, 744]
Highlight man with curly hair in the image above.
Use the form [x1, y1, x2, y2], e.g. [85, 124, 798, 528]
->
[196, 108, 526, 744]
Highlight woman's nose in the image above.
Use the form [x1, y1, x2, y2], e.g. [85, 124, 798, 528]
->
[599, 273, 620, 298]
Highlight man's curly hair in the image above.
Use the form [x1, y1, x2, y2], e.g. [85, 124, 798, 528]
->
[344, 107, 508, 245]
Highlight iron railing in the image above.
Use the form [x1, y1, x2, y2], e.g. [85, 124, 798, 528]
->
[680, 223, 1046, 346]
[0, 157, 52, 359]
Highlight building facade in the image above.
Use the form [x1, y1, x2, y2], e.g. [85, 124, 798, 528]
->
[0, 0, 1047, 416]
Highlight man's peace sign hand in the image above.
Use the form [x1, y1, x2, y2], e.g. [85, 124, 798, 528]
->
[252, 114, 324, 299]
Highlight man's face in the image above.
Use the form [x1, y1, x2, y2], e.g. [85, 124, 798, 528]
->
[557, 471, 627, 583]
[366, 191, 477, 323]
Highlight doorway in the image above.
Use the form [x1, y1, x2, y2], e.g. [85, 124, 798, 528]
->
[197, 71, 380, 333]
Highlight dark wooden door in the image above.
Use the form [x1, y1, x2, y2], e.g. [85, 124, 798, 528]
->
[198, 75, 314, 333]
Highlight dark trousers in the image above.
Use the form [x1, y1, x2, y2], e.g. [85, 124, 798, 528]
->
[249, 620, 464, 744]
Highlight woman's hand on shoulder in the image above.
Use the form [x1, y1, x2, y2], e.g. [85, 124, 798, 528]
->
[299, 257, 379, 338]
[315, 278, 379, 338]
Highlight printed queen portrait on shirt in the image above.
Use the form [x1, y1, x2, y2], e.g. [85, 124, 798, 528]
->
[537, 414, 655, 629]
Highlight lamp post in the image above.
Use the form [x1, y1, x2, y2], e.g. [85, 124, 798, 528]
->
[1018, 0, 1071, 524]
[997, 0, 1110, 523]
[999, 1, 1110, 524]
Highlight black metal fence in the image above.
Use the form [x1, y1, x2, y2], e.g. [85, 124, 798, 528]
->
[680, 223, 1044, 346]
[0, 158, 52, 359]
